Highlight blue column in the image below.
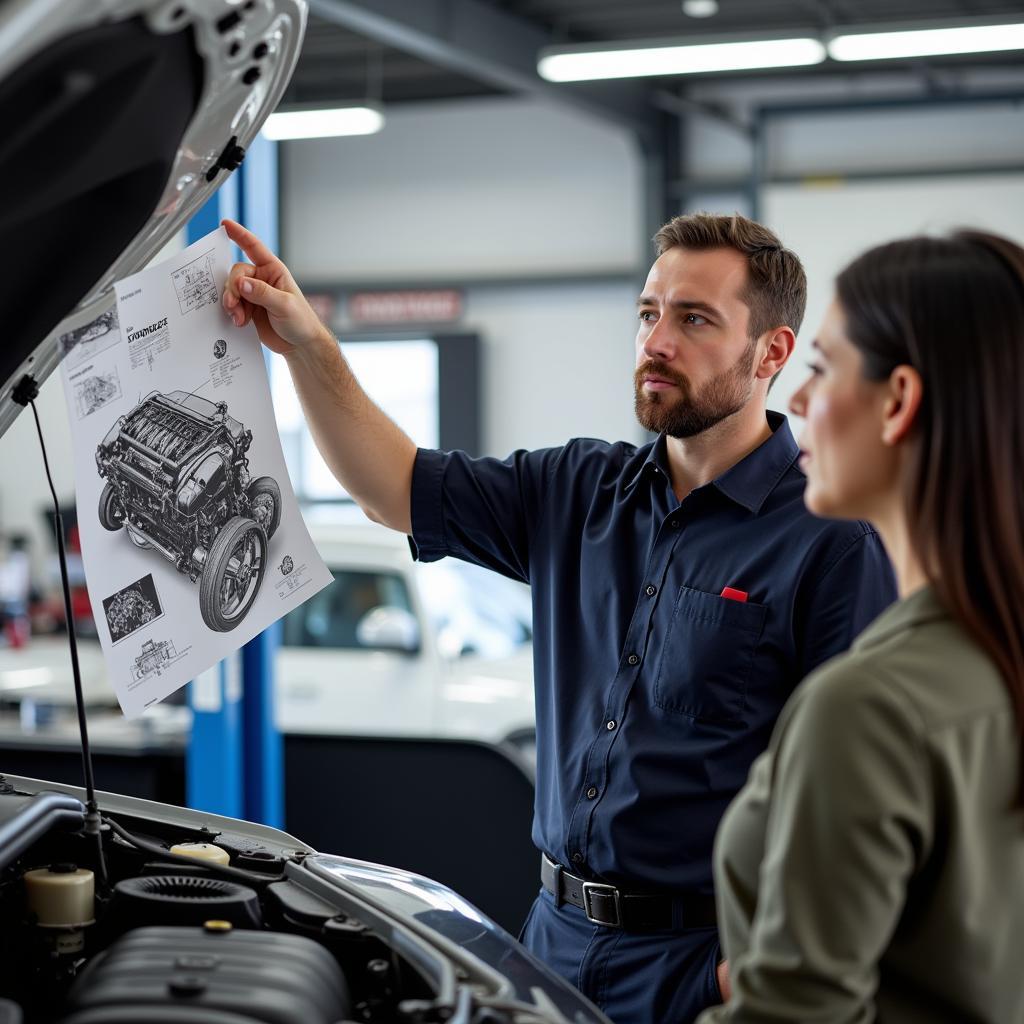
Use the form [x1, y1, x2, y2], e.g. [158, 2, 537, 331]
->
[188, 169, 239, 243]
[186, 133, 282, 823]
[187, 657, 243, 816]
[241, 621, 283, 826]
[238, 131, 279, 254]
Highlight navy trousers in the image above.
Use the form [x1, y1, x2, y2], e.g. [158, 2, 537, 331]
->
[520, 888, 723, 1024]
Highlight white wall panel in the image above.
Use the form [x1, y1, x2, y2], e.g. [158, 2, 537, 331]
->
[764, 174, 1024, 421]
[464, 279, 645, 456]
[282, 97, 644, 282]
[768, 106, 1024, 178]
[685, 68, 1024, 181]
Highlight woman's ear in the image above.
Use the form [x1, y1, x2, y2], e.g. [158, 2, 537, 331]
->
[880, 365, 923, 446]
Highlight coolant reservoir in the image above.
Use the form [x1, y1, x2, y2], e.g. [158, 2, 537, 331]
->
[170, 842, 230, 865]
[24, 864, 95, 953]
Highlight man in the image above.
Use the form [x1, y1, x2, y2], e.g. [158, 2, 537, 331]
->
[222, 213, 896, 1024]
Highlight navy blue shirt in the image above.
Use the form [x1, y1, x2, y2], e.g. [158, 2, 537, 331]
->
[410, 413, 896, 897]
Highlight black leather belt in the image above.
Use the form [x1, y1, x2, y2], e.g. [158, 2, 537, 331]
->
[541, 855, 717, 931]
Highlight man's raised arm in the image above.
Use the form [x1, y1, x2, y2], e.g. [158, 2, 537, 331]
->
[221, 219, 416, 534]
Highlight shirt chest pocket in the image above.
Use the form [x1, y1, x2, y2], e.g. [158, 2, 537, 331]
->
[654, 586, 767, 723]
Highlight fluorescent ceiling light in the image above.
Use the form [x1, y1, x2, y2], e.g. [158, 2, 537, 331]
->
[262, 105, 384, 140]
[538, 38, 826, 82]
[682, 0, 719, 18]
[829, 22, 1024, 62]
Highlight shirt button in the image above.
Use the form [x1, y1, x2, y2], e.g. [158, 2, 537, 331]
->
[645, 584, 657, 597]
[606, 720, 617, 731]
[670, 519, 680, 528]
[627, 653, 639, 666]
[572, 852, 584, 865]
[586, 786, 598, 800]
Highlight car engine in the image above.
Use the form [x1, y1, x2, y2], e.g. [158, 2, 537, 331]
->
[0, 786, 439, 1024]
[95, 390, 281, 632]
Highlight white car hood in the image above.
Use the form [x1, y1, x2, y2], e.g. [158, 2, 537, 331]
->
[0, 0, 306, 436]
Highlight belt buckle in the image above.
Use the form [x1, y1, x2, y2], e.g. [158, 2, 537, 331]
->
[581, 881, 622, 928]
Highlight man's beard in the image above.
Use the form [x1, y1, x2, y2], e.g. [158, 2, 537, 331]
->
[634, 338, 758, 438]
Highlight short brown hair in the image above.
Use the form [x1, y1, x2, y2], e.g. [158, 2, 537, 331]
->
[654, 212, 807, 340]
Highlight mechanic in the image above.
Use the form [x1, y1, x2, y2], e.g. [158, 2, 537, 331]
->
[221, 213, 896, 1024]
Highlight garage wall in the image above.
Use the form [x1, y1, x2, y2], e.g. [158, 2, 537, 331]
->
[764, 174, 1024, 417]
[282, 96, 645, 282]
[6, 83, 1024, 570]
[684, 68, 1024, 183]
[281, 82, 1024, 459]
[281, 94, 650, 456]
[679, 68, 1024, 421]
[463, 279, 642, 456]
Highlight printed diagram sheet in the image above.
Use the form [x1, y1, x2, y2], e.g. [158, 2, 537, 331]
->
[60, 228, 332, 717]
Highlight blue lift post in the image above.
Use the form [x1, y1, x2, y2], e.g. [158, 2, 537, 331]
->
[186, 133, 283, 826]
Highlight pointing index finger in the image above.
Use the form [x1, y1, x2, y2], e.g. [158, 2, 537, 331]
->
[221, 218, 279, 268]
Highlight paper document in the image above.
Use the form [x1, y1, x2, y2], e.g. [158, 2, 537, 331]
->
[60, 227, 332, 717]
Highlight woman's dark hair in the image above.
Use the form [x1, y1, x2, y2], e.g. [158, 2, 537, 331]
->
[837, 230, 1024, 802]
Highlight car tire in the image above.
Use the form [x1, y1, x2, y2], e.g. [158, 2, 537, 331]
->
[200, 516, 268, 632]
[247, 476, 282, 540]
[98, 482, 125, 532]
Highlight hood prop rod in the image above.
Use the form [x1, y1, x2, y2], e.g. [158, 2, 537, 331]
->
[14, 374, 108, 887]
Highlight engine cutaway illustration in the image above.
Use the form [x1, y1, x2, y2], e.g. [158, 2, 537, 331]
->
[101, 573, 163, 644]
[96, 390, 282, 632]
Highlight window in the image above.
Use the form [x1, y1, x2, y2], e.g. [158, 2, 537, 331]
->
[281, 569, 414, 650]
[417, 560, 532, 660]
[271, 339, 439, 502]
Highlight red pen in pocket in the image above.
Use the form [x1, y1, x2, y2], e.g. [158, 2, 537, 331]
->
[720, 587, 748, 603]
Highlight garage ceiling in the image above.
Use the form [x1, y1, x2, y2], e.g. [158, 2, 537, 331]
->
[282, 16, 504, 106]
[494, 0, 1024, 41]
[283, 0, 1024, 109]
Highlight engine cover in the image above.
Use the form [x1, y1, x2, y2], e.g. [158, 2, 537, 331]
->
[58, 925, 351, 1024]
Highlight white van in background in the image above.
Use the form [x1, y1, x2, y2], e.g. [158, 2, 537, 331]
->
[0, 522, 536, 754]
[275, 521, 536, 752]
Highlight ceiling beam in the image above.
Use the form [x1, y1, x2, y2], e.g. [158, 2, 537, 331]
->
[307, 0, 659, 144]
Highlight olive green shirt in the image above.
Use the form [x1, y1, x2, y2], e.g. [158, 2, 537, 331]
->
[698, 586, 1024, 1024]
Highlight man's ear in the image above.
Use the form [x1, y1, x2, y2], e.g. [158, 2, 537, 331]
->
[755, 326, 796, 381]
[880, 365, 923, 446]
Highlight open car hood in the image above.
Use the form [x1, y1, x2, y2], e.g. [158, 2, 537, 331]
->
[0, 0, 306, 437]
[0, 774, 612, 1023]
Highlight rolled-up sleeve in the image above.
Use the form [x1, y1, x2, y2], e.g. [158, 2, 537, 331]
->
[409, 445, 565, 583]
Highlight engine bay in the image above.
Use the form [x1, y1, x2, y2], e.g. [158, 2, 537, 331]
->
[0, 784, 439, 1024]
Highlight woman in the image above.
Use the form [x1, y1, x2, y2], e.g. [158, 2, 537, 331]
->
[698, 230, 1024, 1024]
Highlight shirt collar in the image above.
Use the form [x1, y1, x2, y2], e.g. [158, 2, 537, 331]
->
[627, 412, 800, 513]
[852, 585, 948, 652]
[712, 411, 800, 513]
[627, 433, 672, 489]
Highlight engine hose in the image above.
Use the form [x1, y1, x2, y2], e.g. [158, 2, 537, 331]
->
[102, 815, 288, 888]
